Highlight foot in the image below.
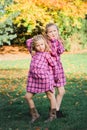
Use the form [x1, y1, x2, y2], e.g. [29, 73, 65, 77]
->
[44, 116, 56, 123]
[30, 114, 40, 123]
[44, 109, 57, 123]
[56, 110, 66, 118]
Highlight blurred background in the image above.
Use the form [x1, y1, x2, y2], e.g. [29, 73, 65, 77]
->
[0, 0, 87, 52]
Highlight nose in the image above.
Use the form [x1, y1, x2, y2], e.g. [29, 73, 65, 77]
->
[39, 45, 41, 48]
[39, 45, 42, 50]
[52, 31, 55, 35]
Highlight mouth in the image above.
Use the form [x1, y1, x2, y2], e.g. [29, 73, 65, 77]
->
[52, 35, 55, 37]
[52, 36, 56, 39]
[40, 49, 44, 52]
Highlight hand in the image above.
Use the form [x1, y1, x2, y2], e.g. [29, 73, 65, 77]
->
[31, 51, 36, 56]
[54, 77, 59, 83]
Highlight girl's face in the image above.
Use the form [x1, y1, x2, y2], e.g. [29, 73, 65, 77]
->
[46, 25, 59, 40]
[35, 39, 45, 52]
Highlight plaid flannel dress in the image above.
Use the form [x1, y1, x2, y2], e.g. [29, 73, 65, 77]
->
[26, 38, 66, 88]
[26, 52, 59, 93]
[48, 39, 66, 87]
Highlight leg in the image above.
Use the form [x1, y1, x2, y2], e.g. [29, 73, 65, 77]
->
[56, 87, 65, 111]
[45, 91, 56, 122]
[25, 92, 40, 123]
[46, 91, 56, 109]
[56, 87, 65, 118]
[25, 92, 35, 108]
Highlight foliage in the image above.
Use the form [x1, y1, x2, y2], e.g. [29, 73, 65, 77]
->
[0, 0, 87, 49]
[0, 0, 18, 45]
[6, 0, 87, 30]
[32, 0, 87, 27]
[6, 0, 52, 33]
[64, 18, 87, 51]
[0, 16, 17, 46]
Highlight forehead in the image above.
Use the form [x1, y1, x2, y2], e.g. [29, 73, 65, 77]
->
[47, 25, 57, 30]
[36, 38, 44, 44]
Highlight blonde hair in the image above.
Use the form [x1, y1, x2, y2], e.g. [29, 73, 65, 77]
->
[31, 34, 51, 55]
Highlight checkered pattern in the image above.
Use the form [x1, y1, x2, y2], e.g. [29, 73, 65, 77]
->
[26, 52, 59, 93]
[48, 39, 66, 87]
[26, 38, 66, 88]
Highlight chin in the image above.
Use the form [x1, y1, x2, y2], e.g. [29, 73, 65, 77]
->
[53, 37, 57, 39]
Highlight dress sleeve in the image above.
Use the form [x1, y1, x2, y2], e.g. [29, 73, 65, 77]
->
[57, 40, 65, 55]
[45, 53, 59, 81]
[26, 38, 33, 53]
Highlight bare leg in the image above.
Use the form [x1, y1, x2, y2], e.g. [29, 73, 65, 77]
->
[25, 92, 40, 123]
[45, 91, 56, 122]
[46, 91, 56, 109]
[25, 92, 35, 109]
[56, 87, 65, 111]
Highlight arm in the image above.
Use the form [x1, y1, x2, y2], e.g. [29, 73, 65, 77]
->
[45, 53, 59, 82]
[26, 38, 33, 53]
[57, 40, 65, 55]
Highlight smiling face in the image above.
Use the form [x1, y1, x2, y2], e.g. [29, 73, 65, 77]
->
[35, 38, 46, 52]
[46, 25, 59, 41]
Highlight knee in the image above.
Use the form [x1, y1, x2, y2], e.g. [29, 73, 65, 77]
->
[59, 88, 65, 96]
[25, 93, 32, 100]
[62, 89, 65, 95]
[46, 91, 54, 100]
[24, 93, 28, 100]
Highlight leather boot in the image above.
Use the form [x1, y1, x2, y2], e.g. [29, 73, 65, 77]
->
[44, 108, 56, 123]
[30, 108, 40, 123]
[56, 110, 66, 118]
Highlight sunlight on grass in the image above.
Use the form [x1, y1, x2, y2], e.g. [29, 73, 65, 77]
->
[0, 58, 31, 69]
[61, 54, 87, 73]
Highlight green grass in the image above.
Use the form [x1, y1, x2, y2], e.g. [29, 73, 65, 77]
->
[0, 53, 87, 130]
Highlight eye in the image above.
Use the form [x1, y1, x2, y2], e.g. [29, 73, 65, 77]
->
[54, 29, 57, 32]
[48, 30, 52, 33]
[36, 45, 39, 47]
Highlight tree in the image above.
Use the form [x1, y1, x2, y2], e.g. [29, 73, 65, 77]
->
[0, 0, 18, 45]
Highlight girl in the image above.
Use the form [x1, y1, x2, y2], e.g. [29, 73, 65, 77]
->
[25, 34, 59, 123]
[45, 23, 66, 118]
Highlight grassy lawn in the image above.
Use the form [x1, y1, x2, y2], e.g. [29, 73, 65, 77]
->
[0, 53, 87, 130]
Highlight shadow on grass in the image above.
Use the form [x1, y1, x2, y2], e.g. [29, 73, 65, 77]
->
[0, 71, 87, 130]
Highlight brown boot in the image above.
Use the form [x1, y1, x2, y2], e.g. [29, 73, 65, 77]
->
[30, 108, 40, 123]
[44, 108, 56, 123]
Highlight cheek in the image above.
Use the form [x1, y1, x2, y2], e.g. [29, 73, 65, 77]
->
[36, 47, 39, 51]
[47, 33, 52, 38]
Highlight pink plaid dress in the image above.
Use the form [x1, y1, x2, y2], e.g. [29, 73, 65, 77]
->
[26, 38, 66, 88]
[48, 39, 66, 87]
[26, 52, 59, 93]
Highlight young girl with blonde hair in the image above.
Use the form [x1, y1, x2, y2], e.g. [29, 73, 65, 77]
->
[25, 34, 59, 123]
[45, 23, 66, 118]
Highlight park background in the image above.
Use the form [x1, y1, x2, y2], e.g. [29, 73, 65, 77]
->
[0, 0, 87, 130]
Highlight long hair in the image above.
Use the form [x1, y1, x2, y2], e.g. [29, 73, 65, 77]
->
[31, 34, 51, 55]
